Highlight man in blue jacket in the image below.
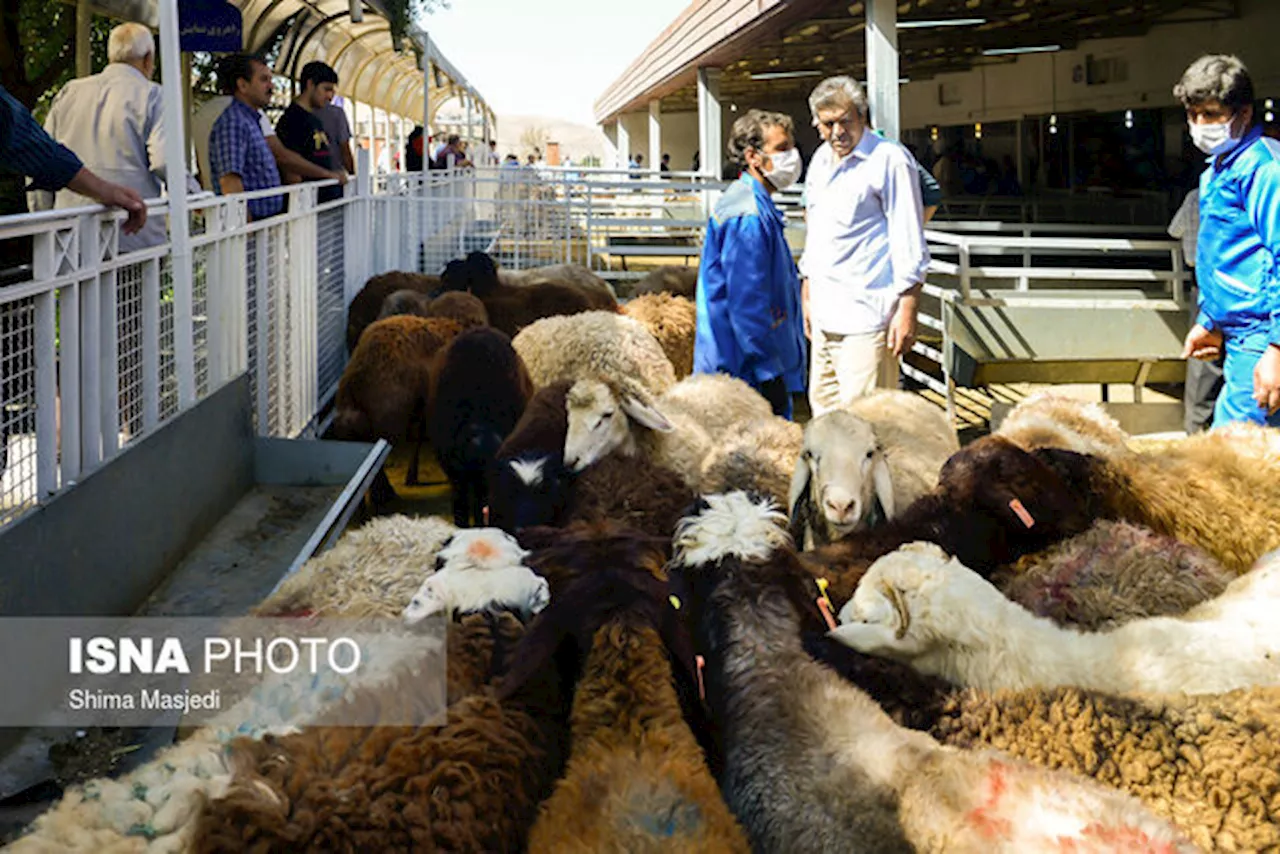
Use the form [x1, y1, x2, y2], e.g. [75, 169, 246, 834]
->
[1176, 54, 1280, 426]
[694, 109, 807, 418]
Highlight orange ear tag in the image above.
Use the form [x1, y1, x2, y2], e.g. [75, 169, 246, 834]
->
[816, 596, 838, 631]
[1009, 498, 1036, 529]
[695, 655, 706, 701]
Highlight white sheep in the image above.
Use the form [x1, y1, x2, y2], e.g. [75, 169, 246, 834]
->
[831, 541, 1280, 696]
[654, 372, 773, 441]
[561, 372, 785, 491]
[253, 514, 457, 618]
[995, 391, 1133, 460]
[789, 391, 958, 548]
[403, 528, 550, 624]
[511, 310, 677, 395]
[561, 377, 712, 489]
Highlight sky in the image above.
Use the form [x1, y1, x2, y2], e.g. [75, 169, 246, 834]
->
[418, 0, 692, 127]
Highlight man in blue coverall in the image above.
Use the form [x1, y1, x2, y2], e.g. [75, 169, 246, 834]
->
[1176, 55, 1280, 426]
[693, 108, 807, 418]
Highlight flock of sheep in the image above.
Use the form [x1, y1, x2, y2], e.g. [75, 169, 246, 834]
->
[8, 252, 1280, 852]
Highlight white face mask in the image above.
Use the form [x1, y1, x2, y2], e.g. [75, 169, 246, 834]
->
[1189, 117, 1242, 156]
[764, 148, 802, 190]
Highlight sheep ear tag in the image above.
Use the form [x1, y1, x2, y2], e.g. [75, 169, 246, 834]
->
[815, 578, 837, 630]
[816, 597, 838, 631]
[668, 595, 682, 610]
[695, 655, 706, 701]
[1009, 498, 1036, 529]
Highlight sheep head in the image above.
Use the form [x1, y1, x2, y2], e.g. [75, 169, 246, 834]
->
[789, 411, 895, 543]
[496, 522, 697, 703]
[936, 436, 1095, 551]
[668, 491, 830, 641]
[563, 378, 673, 471]
[402, 528, 548, 625]
[830, 541, 987, 660]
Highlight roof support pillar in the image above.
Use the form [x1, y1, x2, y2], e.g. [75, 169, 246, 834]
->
[648, 100, 663, 177]
[601, 120, 619, 169]
[465, 91, 474, 145]
[617, 116, 631, 172]
[866, 0, 900, 140]
[697, 66, 723, 179]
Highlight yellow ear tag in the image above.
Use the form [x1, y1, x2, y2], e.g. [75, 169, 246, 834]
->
[669, 595, 682, 610]
[815, 577, 833, 609]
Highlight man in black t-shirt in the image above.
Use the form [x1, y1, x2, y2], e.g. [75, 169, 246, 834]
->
[275, 61, 343, 203]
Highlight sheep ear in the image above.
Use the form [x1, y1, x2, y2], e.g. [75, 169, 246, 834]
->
[620, 394, 674, 432]
[871, 455, 895, 521]
[787, 454, 813, 544]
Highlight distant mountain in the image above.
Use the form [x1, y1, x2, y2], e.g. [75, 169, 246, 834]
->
[493, 114, 606, 162]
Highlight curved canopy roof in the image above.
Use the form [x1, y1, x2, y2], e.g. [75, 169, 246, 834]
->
[86, 0, 490, 125]
[241, 0, 488, 125]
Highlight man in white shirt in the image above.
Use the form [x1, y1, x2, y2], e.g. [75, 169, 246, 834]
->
[798, 76, 929, 415]
[42, 23, 193, 251]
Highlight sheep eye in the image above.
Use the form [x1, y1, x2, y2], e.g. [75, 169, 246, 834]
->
[601, 410, 615, 420]
[865, 450, 874, 460]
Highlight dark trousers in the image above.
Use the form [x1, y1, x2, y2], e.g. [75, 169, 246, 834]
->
[1184, 286, 1224, 434]
[756, 377, 793, 420]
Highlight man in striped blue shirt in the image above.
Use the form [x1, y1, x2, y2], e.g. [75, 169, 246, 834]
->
[209, 54, 283, 221]
[1, 83, 147, 233]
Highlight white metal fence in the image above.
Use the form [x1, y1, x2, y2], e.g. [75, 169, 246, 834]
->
[0, 173, 367, 529]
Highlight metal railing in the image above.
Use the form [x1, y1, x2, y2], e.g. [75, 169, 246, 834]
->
[0, 158, 383, 529]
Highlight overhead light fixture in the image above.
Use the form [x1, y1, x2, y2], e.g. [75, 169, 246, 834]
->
[898, 17, 986, 29]
[749, 70, 824, 80]
[899, 77, 911, 84]
[1049, 113, 1058, 135]
[930, 126, 939, 141]
[1124, 109, 1134, 129]
[982, 44, 1061, 56]
[974, 122, 982, 140]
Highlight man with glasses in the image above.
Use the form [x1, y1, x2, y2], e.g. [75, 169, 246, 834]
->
[1176, 54, 1280, 426]
[798, 76, 930, 415]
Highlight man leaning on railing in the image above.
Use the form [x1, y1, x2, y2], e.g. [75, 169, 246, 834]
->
[0, 83, 146, 235]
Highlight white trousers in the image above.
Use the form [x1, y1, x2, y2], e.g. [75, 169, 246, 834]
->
[808, 327, 899, 417]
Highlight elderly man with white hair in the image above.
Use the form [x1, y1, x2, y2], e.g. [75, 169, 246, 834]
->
[42, 22, 194, 251]
[798, 76, 930, 415]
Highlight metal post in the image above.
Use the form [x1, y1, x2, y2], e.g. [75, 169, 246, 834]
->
[159, 0, 195, 408]
[697, 67, 723, 180]
[866, 0, 900, 140]
[648, 100, 662, 177]
[601, 121, 619, 170]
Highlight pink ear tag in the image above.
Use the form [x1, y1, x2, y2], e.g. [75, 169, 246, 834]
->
[695, 655, 706, 701]
[1009, 498, 1035, 529]
[816, 596, 838, 631]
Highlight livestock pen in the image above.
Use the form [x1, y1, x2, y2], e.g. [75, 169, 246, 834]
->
[0, 150, 1206, 847]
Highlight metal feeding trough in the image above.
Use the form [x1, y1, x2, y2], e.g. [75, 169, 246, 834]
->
[0, 371, 388, 807]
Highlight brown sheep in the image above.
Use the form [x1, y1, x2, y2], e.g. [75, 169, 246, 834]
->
[993, 519, 1234, 631]
[498, 523, 748, 853]
[345, 270, 441, 353]
[375, 288, 432, 321]
[424, 290, 488, 329]
[996, 434, 1280, 575]
[332, 315, 462, 495]
[634, 265, 698, 299]
[622, 293, 696, 378]
[443, 251, 619, 338]
[191, 651, 570, 853]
